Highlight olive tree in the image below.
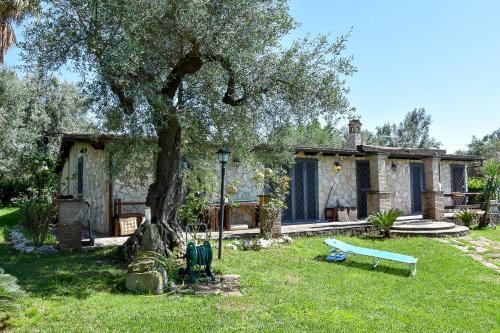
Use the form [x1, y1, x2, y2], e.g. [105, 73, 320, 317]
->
[22, 0, 355, 253]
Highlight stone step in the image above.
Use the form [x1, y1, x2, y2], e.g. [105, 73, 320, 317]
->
[390, 225, 469, 238]
[391, 221, 456, 231]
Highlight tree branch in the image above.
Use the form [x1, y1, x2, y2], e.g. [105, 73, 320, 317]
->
[204, 54, 247, 106]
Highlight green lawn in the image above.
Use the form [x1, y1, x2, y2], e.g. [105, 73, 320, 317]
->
[0, 207, 21, 243]
[0, 207, 499, 332]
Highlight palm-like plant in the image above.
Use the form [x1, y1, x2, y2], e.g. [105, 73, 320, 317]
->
[480, 161, 500, 227]
[368, 209, 403, 237]
[0, 0, 39, 63]
[454, 209, 479, 228]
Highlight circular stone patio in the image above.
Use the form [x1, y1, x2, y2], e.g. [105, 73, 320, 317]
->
[390, 220, 469, 237]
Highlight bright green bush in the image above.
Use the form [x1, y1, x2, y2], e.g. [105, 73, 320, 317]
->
[368, 209, 403, 237]
[20, 195, 57, 247]
[454, 209, 479, 228]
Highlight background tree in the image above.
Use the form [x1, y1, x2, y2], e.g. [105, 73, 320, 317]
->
[0, 68, 94, 184]
[457, 128, 500, 163]
[366, 108, 441, 148]
[0, 0, 39, 63]
[22, 0, 356, 254]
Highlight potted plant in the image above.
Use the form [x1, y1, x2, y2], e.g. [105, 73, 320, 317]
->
[254, 167, 290, 238]
[367, 209, 403, 237]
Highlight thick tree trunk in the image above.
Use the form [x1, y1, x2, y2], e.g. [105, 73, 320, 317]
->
[120, 117, 184, 263]
[146, 117, 184, 252]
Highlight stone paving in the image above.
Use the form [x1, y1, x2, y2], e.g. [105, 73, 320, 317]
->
[437, 235, 500, 273]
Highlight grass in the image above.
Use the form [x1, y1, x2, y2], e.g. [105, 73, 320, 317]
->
[0, 208, 499, 332]
[0, 207, 21, 243]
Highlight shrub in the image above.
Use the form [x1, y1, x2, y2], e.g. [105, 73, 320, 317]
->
[454, 209, 479, 229]
[0, 179, 29, 207]
[20, 195, 57, 247]
[368, 209, 403, 237]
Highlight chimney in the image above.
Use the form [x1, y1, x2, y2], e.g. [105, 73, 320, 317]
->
[348, 119, 362, 149]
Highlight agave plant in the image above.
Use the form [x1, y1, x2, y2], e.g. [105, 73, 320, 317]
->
[454, 209, 479, 229]
[368, 209, 403, 237]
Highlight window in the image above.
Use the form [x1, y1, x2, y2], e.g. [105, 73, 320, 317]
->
[77, 156, 84, 195]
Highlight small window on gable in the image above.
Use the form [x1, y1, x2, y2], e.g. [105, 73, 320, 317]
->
[77, 156, 84, 195]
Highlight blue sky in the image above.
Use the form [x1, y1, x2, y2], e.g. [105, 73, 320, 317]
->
[4, 0, 499, 152]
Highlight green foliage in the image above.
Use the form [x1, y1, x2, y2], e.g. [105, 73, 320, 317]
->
[454, 210, 479, 228]
[368, 209, 403, 237]
[461, 128, 500, 163]
[467, 178, 485, 193]
[0, 179, 29, 207]
[254, 167, 290, 238]
[480, 161, 500, 227]
[179, 192, 213, 226]
[0, 68, 95, 182]
[19, 194, 57, 247]
[0, 230, 499, 332]
[366, 108, 441, 148]
[21, 0, 356, 208]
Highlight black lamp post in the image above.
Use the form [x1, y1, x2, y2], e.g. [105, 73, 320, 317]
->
[217, 147, 230, 259]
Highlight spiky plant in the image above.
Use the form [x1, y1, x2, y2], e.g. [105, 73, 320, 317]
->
[454, 209, 479, 229]
[368, 209, 403, 237]
[480, 161, 500, 228]
[0, 0, 40, 63]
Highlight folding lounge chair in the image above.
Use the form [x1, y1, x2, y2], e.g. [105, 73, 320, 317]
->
[324, 238, 418, 276]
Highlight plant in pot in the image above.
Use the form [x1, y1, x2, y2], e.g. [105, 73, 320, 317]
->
[254, 167, 290, 239]
[368, 209, 403, 238]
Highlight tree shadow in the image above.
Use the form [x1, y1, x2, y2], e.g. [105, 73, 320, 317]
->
[0, 244, 125, 299]
[314, 254, 412, 277]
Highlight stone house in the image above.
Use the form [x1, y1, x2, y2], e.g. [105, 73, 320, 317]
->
[57, 121, 481, 235]
[224, 120, 482, 225]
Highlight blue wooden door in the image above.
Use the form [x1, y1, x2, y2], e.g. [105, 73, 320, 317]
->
[410, 163, 424, 214]
[356, 161, 371, 218]
[283, 158, 318, 223]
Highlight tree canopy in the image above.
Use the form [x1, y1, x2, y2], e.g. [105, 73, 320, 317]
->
[0, 68, 94, 180]
[365, 108, 441, 149]
[21, 0, 356, 253]
[457, 128, 500, 162]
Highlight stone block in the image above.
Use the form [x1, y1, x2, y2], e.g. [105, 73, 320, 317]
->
[126, 271, 166, 295]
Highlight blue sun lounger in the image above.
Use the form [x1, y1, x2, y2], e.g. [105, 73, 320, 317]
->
[324, 238, 418, 276]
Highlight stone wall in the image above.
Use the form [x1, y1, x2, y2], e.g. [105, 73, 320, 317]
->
[113, 180, 148, 215]
[225, 164, 259, 201]
[386, 160, 412, 215]
[60, 143, 110, 234]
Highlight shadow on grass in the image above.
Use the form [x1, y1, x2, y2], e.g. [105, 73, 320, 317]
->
[0, 244, 125, 299]
[314, 254, 411, 277]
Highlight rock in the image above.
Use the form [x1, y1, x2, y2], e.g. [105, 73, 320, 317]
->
[126, 271, 166, 295]
[142, 224, 164, 253]
[255, 238, 273, 250]
[36, 245, 58, 254]
[232, 240, 242, 247]
[225, 244, 237, 250]
[242, 240, 253, 250]
[276, 238, 285, 244]
[282, 235, 293, 243]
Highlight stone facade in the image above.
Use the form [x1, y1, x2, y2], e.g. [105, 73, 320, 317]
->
[60, 142, 110, 234]
[225, 165, 259, 201]
[386, 160, 412, 215]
